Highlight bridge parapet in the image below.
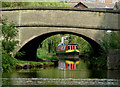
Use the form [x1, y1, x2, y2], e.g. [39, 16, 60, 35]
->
[1, 7, 120, 31]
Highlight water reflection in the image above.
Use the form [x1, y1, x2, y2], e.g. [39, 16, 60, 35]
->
[3, 67, 120, 79]
[2, 60, 120, 86]
[2, 67, 120, 86]
[3, 67, 91, 79]
[58, 60, 79, 70]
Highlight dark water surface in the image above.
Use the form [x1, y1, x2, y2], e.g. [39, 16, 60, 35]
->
[2, 61, 120, 86]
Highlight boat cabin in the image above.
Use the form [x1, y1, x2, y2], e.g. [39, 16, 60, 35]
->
[57, 44, 78, 51]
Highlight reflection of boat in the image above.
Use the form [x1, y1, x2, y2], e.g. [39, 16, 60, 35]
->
[56, 44, 80, 61]
[58, 60, 79, 70]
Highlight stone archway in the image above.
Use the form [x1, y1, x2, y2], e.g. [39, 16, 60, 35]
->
[15, 31, 102, 61]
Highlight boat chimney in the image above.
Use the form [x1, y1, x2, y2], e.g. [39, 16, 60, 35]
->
[61, 36, 68, 44]
[61, 37, 64, 44]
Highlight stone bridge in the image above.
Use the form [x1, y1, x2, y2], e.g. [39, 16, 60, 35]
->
[1, 7, 120, 61]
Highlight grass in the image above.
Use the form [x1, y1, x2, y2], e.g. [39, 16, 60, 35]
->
[37, 48, 58, 60]
[2, 2, 71, 8]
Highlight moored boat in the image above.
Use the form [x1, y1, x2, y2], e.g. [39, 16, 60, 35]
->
[56, 44, 80, 61]
[56, 36, 80, 61]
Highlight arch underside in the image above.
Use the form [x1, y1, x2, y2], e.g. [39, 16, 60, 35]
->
[15, 31, 102, 61]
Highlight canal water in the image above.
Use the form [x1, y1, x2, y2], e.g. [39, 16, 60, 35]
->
[2, 60, 120, 86]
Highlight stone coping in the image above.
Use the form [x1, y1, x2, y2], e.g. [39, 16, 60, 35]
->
[0, 6, 120, 14]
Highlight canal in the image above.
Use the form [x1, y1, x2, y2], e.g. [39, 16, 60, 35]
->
[2, 60, 120, 86]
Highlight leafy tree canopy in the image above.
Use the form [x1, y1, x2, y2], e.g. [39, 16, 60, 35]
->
[1, 18, 19, 54]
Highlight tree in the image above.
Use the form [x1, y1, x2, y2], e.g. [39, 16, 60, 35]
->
[1, 17, 19, 72]
[1, 18, 19, 54]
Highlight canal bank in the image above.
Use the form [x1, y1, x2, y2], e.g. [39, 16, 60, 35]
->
[16, 62, 55, 70]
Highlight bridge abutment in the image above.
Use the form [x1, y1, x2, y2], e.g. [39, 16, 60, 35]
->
[107, 49, 120, 70]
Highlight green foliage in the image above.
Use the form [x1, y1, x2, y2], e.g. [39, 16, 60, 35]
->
[90, 54, 107, 69]
[42, 34, 62, 53]
[24, 2, 70, 7]
[2, 51, 16, 72]
[2, 18, 18, 41]
[37, 48, 58, 60]
[2, 40, 19, 54]
[90, 31, 120, 69]
[100, 31, 120, 53]
[2, 2, 70, 7]
[37, 34, 62, 60]
[1, 18, 19, 72]
[2, 2, 11, 7]
[108, 32, 120, 49]
[2, 2, 25, 7]
[1, 18, 19, 54]
[37, 34, 90, 60]
[15, 51, 25, 57]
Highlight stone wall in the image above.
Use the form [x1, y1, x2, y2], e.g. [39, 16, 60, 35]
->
[2, 7, 120, 30]
[107, 49, 120, 69]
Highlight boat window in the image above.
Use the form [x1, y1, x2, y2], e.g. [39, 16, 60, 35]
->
[76, 45, 78, 49]
[71, 45, 74, 50]
[70, 46, 72, 50]
[68, 46, 70, 50]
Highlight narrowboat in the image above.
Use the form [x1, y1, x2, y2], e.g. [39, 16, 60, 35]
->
[56, 36, 80, 61]
[56, 44, 80, 61]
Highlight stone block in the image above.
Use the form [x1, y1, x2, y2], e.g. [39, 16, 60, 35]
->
[107, 49, 120, 70]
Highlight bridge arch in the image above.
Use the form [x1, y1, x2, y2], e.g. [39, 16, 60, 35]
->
[15, 30, 102, 61]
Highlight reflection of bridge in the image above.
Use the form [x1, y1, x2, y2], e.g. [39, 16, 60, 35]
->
[1, 7, 120, 61]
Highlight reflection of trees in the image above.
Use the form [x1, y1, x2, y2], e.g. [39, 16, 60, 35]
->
[12, 70, 37, 78]
[89, 69, 107, 79]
